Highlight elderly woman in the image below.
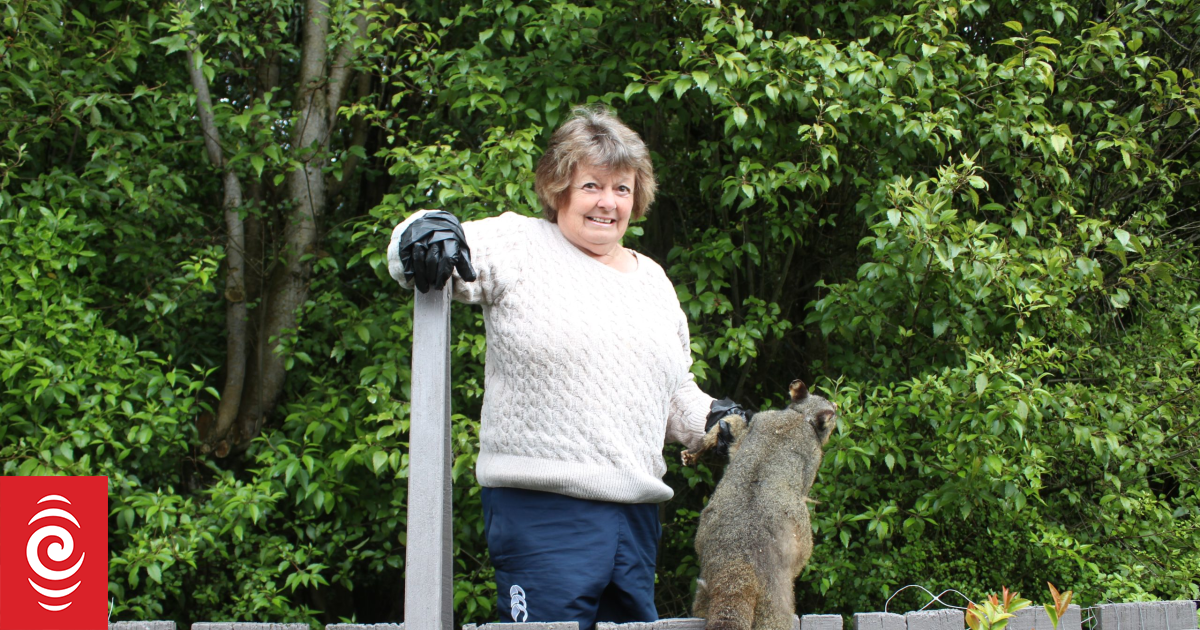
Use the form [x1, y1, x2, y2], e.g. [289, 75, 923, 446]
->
[387, 106, 742, 629]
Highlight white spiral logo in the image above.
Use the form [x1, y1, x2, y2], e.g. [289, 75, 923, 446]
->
[509, 584, 528, 622]
[26, 494, 85, 612]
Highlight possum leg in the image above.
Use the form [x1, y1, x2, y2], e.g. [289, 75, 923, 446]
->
[753, 591, 796, 630]
[682, 414, 749, 466]
[752, 564, 798, 630]
[700, 561, 759, 630]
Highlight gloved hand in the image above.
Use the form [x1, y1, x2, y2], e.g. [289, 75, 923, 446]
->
[705, 397, 751, 459]
[398, 211, 477, 293]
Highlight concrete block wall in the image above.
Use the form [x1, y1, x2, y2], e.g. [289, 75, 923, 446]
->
[109, 598, 1199, 630]
[905, 608, 965, 630]
[803, 614, 845, 630]
[1009, 604, 1084, 630]
[327, 625, 407, 630]
[466, 623, 578, 630]
[597, 618, 702, 630]
[1096, 601, 1199, 630]
[192, 625, 309, 630]
[856, 612, 908, 630]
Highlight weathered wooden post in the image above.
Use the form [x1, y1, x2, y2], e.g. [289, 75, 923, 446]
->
[405, 285, 454, 630]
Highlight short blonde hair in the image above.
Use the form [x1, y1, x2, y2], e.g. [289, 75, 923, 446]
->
[534, 105, 657, 222]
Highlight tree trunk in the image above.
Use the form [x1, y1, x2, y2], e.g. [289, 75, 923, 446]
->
[180, 0, 371, 453]
[234, 0, 369, 446]
[182, 31, 247, 452]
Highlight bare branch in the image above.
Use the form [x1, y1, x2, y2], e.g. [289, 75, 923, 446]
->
[183, 43, 225, 169]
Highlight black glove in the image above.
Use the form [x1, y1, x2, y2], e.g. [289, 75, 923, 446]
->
[398, 211, 478, 293]
[706, 397, 751, 459]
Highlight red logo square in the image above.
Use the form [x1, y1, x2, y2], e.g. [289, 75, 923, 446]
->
[0, 476, 108, 630]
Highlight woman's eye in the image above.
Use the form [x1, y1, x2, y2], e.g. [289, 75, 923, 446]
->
[617, 186, 631, 195]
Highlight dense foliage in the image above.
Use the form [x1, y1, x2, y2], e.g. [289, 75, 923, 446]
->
[1, 0, 1197, 627]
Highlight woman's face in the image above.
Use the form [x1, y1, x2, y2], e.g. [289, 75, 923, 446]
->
[556, 163, 635, 259]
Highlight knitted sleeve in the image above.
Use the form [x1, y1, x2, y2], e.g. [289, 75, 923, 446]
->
[665, 308, 714, 451]
[387, 211, 528, 305]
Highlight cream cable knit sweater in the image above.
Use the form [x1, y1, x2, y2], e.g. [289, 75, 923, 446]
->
[388, 211, 713, 503]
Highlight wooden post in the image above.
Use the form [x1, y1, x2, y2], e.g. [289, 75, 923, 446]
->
[405, 285, 454, 630]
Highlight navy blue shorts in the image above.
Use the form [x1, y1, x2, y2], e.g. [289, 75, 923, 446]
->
[481, 487, 661, 630]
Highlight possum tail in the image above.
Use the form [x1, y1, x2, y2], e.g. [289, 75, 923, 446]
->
[700, 563, 759, 630]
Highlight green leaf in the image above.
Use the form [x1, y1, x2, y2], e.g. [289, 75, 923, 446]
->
[732, 107, 748, 128]
[647, 82, 665, 103]
[985, 455, 1004, 475]
[674, 76, 693, 98]
[1003, 21, 1023, 32]
[623, 82, 645, 101]
[975, 373, 988, 396]
[1114, 228, 1131, 249]
[1045, 605, 1060, 630]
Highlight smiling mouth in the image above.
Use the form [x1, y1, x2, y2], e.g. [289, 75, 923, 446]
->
[587, 217, 616, 225]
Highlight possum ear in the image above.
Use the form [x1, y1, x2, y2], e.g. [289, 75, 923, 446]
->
[789, 379, 809, 402]
[810, 409, 836, 444]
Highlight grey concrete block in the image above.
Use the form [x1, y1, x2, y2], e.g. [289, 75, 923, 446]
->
[192, 624, 308, 630]
[904, 610, 939, 630]
[595, 621, 704, 630]
[651, 620, 708, 630]
[1056, 604, 1083, 630]
[854, 612, 907, 630]
[1097, 603, 1144, 630]
[985, 604, 1080, 630]
[793, 615, 800, 630]
[1163, 600, 1198, 630]
[1009, 608, 1037, 630]
[110, 623, 176, 630]
[906, 609, 964, 630]
[1141, 602, 1171, 630]
[471, 623, 577, 630]
[328, 625, 404, 630]
[593, 622, 651, 630]
[803, 614, 844, 630]
[592, 620, 709, 630]
[1029, 604, 1083, 630]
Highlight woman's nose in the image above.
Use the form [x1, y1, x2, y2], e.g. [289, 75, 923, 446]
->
[597, 187, 616, 209]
